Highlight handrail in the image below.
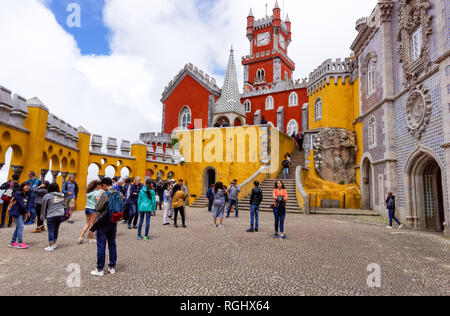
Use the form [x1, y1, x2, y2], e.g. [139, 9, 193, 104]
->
[295, 166, 310, 214]
[238, 165, 269, 200]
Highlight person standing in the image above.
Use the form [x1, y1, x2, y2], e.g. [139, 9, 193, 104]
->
[137, 179, 156, 240]
[226, 180, 240, 218]
[126, 177, 143, 230]
[156, 182, 164, 211]
[8, 182, 33, 249]
[121, 178, 133, 224]
[25, 171, 40, 225]
[90, 177, 123, 277]
[0, 174, 20, 228]
[162, 183, 172, 226]
[247, 181, 263, 233]
[386, 192, 403, 230]
[62, 174, 79, 224]
[212, 182, 227, 228]
[41, 183, 66, 252]
[273, 180, 288, 239]
[32, 181, 50, 233]
[172, 184, 187, 228]
[78, 180, 102, 244]
[179, 179, 190, 207]
[282, 157, 291, 180]
[168, 180, 176, 219]
[261, 117, 268, 125]
[206, 184, 215, 213]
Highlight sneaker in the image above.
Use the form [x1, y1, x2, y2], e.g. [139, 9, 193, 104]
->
[88, 239, 96, 244]
[144, 236, 152, 240]
[399, 225, 403, 229]
[280, 235, 288, 240]
[213, 224, 218, 228]
[77, 238, 84, 245]
[246, 228, 255, 233]
[163, 223, 170, 226]
[128, 226, 133, 230]
[133, 226, 138, 230]
[255, 228, 259, 232]
[91, 270, 105, 277]
[137, 236, 144, 240]
[16, 243, 29, 249]
[174, 225, 179, 228]
[219, 225, 224, 229]
[9, 242, 18, 248]
[182, 225, 187, 228]
[108, 267, 116, 275]
[386, 226, 393, 229]
[44, 246, 54, 252]
[53, 244, 58, 250]
[272, 234, 279, 239]
[68, 220, 74, 224]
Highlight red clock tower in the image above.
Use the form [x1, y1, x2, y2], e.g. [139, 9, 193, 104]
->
[243, 1, 294, 93]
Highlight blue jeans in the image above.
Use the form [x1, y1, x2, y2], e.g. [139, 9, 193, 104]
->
[388, 209, 401, 227]
[97, 223, 117, 270]
[283, 168, 289, 179]
[250, 204, 259, 230]
[227, 199, 239, 217]
[127, 203, 138, 227]
[47, 216, 64, 244]
[11, 215, 24, 244]
[138, 212, 151, 237]
[273, 207, 286, 234]
[208, 198, 214, 212]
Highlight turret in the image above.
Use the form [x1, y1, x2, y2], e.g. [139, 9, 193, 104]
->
[286, 14, 292, 46]
[247, 8, 254, 41]
[273, 1, 281, 29]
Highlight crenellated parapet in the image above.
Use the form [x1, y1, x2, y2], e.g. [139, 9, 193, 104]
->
[241, 78, 307, 98]
[46, 113, 79, 150]
[307, 58, 357, 96]
[0, 86, 29, 131]
[139, 132, 177, 164]
[161, 63, 221, 102]
[90, 134, 132, 158]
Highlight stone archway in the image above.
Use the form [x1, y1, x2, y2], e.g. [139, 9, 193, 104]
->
[361, 158, 374, 210]
[405, 148, 446, 231]
[202, 167, 217, 195]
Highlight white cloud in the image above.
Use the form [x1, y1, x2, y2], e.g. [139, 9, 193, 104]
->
[0, 0, 378, 147]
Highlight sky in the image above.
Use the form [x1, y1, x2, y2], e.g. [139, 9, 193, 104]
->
[0, 0, 378, 155]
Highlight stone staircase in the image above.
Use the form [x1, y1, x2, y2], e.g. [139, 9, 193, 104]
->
[191, 194, 209, 208]
[239, 150, 305, 213]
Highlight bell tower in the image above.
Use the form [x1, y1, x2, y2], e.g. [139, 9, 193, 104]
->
[242, 1, 295, 92]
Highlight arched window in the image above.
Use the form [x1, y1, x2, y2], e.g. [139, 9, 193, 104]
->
[261, 69, 265, 80]
[256, 69, 261, 80]
[244, 100, 251, 113]
[314, 98, 322, 121]
[179, 106, 191, 130]
[367, 58, 376, 96]
[266, 96, 274, 110]
[368, 116, 377, 149]
[289, 92, 298, 107]
[286, 119, 299, 136]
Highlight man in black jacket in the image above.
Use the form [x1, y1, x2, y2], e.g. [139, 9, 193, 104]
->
[247, 181, 263, 233]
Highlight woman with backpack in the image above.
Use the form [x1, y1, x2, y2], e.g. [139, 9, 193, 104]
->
[137, 179, 156, 240]
[32, 181, 50, 234]
[273, 180, 288, 239]
[8, 182, 33, 249]
[41, 183, 67, 252]
[212, 182, 227, 229]
[0, 174, 20, 228]
[78, 180, 102, 245]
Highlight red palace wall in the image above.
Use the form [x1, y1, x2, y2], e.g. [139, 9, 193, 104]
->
[248, 60, 274, 84]
[163, 75, 216, 134]
[241, 87, 307, 133]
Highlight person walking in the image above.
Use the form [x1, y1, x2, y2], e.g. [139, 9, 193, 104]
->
[137, 179, 156, 240]
[212, 182, 227, 228]
[25, 171, 40, 225]
[206, 184, 215, 213]
[273, 180, 288, 239]
[78, 180, 102, 245]
[162, 183, 172, 226]
[0, 174, 20, 228]
[90, 177, 123, 277]
[247, 181, 263, 233]
[41, 183, 66, 252]
[386, 192, 403, 230]
[62, 174, 79, 224]
[226, 180, 240, 218]
[121, 178, 133, 224]
[172, 184, 187, 228]
[282, 157, 291, 180]
[32, 181, 50, 233]
[8, 182, 33, 249]
[126, 177, 143, 230]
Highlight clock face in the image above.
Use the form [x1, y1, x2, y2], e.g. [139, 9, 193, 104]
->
[257, 32, 271, 46]
[279, 35, 286, 49]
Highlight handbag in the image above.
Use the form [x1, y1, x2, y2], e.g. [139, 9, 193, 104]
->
[61, 208, 71, 222]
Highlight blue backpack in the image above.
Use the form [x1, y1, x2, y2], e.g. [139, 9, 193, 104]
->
[105, 191, 123, 223]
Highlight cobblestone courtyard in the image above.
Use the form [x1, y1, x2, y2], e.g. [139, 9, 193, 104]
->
[0, 208, 449, 296]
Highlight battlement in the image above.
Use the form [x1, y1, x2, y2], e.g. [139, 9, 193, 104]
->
[241, 78, 307, 98]
[46, 114, 79, 150]
[242, 49, 295, 69]
[162, 63, 220, 102]
[90, 134, 132, 158]
[253, 15, 288, 34]
[307, 58, 357, 96]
